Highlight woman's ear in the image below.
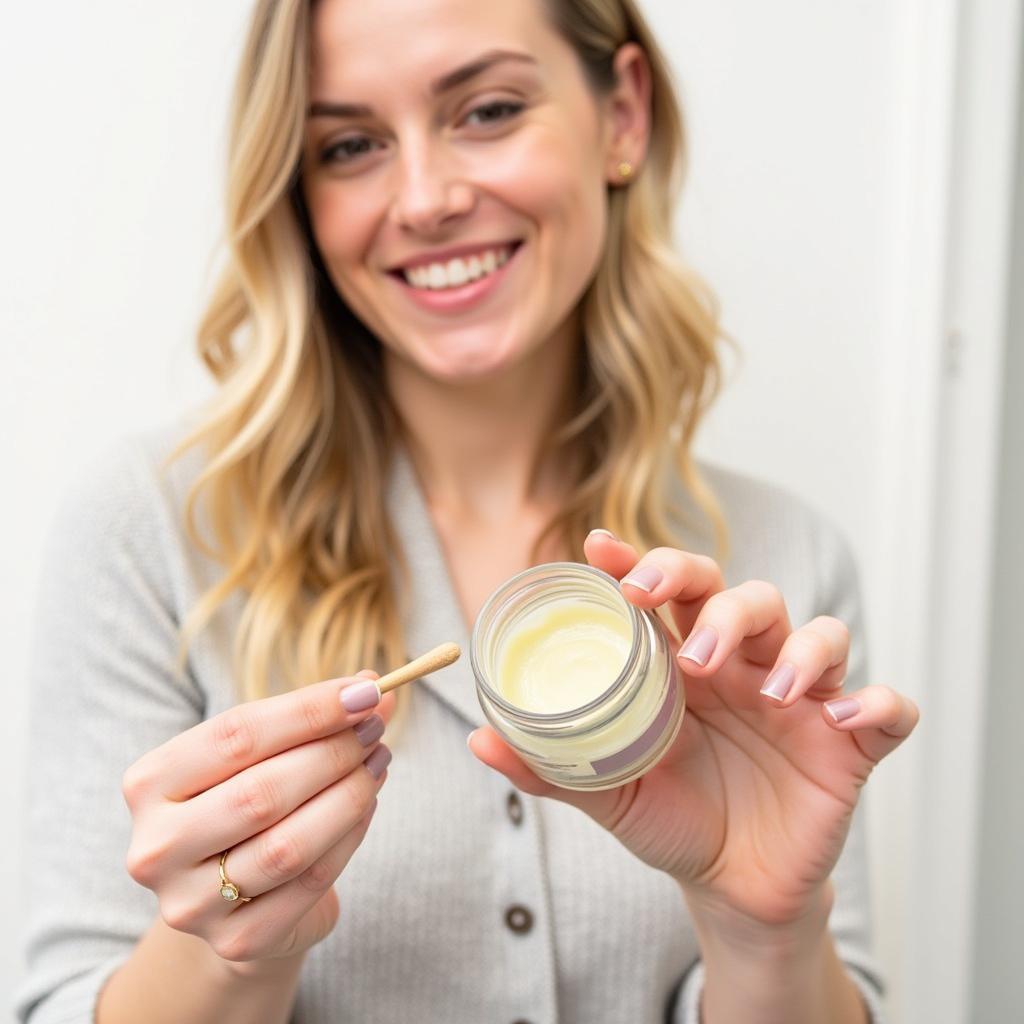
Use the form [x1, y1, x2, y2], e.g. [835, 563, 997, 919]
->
[602, 42, 653, 184]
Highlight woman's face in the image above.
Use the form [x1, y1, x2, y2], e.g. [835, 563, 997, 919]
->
[301, 0, 642, 384]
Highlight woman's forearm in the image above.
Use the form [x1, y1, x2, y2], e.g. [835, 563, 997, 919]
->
[694, 921, 867, 1024]
[96, 915, 306, 1024]
[681, 882, 868, 1024]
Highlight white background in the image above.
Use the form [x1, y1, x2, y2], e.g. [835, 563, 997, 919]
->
[2, 2, 1020, 1021]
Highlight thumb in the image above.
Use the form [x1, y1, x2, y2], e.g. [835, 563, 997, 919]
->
[466, 726, 632, 829]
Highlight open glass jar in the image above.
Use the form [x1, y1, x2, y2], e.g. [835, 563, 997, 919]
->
[470, 562, 685, 791]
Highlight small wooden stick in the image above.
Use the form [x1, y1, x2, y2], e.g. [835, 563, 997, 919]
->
[376, 642, 461, 695]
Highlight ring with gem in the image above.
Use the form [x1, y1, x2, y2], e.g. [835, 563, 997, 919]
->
[219, 849, 253, 903]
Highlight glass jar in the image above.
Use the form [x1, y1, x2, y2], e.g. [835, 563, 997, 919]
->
[470, 561, 685, 791]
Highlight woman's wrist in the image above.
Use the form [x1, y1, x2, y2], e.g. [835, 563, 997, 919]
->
[214, 947, 309, 982]
[677, 880, 867, 1024]
[98, 916, 309, 1024]
[679, 878, 836, 957]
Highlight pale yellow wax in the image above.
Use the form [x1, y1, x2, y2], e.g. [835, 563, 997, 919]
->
[496, 601, 632, 714]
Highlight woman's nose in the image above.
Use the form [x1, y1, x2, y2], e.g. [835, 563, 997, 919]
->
[387, 141, 474, 234]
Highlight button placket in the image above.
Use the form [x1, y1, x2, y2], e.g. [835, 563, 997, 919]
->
[491, 779, 556, 1023]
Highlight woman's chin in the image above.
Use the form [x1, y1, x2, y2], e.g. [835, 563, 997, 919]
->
[404, 338, 525, 386]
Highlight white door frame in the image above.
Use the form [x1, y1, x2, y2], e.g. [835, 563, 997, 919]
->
[873, 0, 1022, 1020]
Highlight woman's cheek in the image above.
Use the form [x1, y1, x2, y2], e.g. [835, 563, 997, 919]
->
[497, 133, 607, 275]
[308, 185, 372, 265]
[487, 128, 585, 211]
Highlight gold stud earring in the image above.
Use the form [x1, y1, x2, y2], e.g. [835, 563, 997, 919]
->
[617, 161, 633, 180]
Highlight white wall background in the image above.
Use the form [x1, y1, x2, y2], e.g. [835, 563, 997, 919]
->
[2, 2, 1019, 1021]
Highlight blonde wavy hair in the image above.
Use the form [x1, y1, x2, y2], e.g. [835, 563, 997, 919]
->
[163, 0, 733, 742]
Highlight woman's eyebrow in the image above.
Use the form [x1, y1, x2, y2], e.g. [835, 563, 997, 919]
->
[308, 48, 538, 119]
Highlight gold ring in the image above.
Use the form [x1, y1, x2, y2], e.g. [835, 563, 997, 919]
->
[219, 849, 253, 903]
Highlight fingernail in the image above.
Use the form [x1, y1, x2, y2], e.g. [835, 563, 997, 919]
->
[678, 626, 718, 667]
[622, 565, 664, 593]
[588, 528, 617, 540]
[341, 679, 381, 712]
[365, 743, 392, 779]
[354, 713, 385, 747]
[760, 663, 796, 702]
[824, 697, 861, 723]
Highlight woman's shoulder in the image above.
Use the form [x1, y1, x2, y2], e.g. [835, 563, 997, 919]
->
[692, 456, 839, 543]
[675, 456, 863, 620]
[55, 415, 202, 528]
[45, 415, 211, 590]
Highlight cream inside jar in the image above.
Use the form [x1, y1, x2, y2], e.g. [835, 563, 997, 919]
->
[471, 562, 685, 791]
[496, 601, 632, 714]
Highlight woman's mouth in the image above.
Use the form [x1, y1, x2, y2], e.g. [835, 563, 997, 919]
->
[396, 241, 519, 289]
[387, 241, 524, 314]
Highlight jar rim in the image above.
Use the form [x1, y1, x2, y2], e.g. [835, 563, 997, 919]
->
[469, 561, 647, 723]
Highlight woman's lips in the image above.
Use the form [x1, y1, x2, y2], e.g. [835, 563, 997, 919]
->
[388, 241, 524, 314]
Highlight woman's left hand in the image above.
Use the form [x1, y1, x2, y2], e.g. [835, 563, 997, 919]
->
[467, 531, 920, 930]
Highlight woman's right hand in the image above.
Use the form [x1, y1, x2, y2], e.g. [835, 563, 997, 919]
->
[121, 668, 395, 973]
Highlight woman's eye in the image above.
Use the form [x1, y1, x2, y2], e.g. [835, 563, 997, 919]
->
[320, 136, 380, 165]
[318, 101, 524, 166]
[464, 100, 524, 126]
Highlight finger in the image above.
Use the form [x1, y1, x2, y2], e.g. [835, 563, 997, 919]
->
[124, 671, 385, 805]
[355, 669, 399, 726]
[206, 798, 379, 964]
[677, 579, 792, 675]
[821, 685, 921, 764]
[757, 616, 850, 708]
[585, 532, 726, 642]
[621, 548, 726, 643]
[467, 728, 559, 800]
[378, 689, 398, 726]
[467, 726, 627, 829]
[582, 528, 642, 579]
[208, 742, 389, 906]
[168, 712, 388, 863]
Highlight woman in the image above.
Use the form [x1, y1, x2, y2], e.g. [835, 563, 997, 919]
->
[13, 0, 918, 1021]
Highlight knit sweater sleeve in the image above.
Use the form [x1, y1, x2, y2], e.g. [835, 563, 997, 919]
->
[11, 434, 206, 1024]
[671, 506, 889, 1023]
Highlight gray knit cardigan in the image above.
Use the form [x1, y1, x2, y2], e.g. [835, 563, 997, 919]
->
[12, 421, 887, 1023]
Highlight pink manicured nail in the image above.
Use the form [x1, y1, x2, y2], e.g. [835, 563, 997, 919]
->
[824, 697, 861, 723]
[622, 565, 664, 593]
[678, 626, 718, 667]
[354, 714, 385, 747]
[588, 528, 617, 540]
[365, 744, 392, 779]
[341, 679, 381, 713]
[760, 663, 796, 702]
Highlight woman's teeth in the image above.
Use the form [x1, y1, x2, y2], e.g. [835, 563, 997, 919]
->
[402, 245, 514, 290]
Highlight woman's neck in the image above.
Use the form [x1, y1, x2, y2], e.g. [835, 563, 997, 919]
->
[384, 326, 582, 526]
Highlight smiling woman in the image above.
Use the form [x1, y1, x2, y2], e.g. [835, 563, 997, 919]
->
[12, 1, 915, 1022]
[172, 0, 729, 713]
